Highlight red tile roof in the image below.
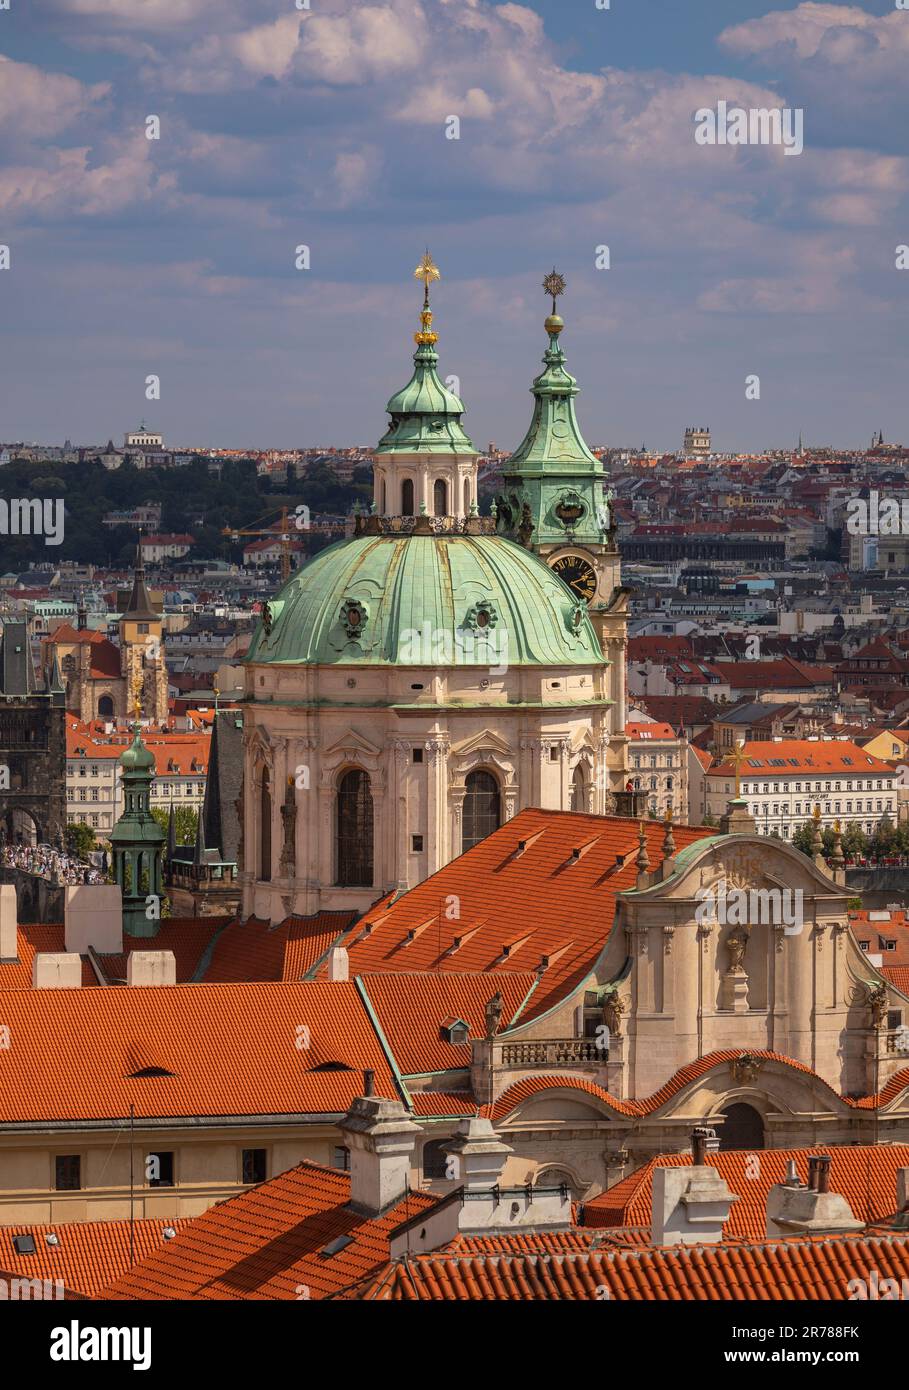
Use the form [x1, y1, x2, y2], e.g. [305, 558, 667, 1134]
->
[581, 1145, 909, 1238]
[359, 972, 537, 1076]
[325, 809, 712, 1022]
[0, 1217, 192, 1296]
[101, 1161, 436, 1300]
[712, 738, 892, 777]
[348, 1231, 909, 1300]
[200, 912, 355, 983]
[0, 924, 96, 989]
[0, 981, 398, 1122]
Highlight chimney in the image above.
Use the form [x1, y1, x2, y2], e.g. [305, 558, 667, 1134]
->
[443, 1115, 512, 1193]
[651, 1127, 738, 1246]
[766, 1154, 863, 1236]
[126, 950, 176, 987]
[64, 884, 123, 956]
[0, 884, 17, 961]
[327, 946, 349, 982]
[32, 953, 82, 989]
[338, 1091, 419, 1217]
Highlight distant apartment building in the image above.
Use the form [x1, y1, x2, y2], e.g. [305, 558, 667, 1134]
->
[706, 738, 896, 838]
[66, 722, 209, 833]
[140, 534, 195, 564]
[626, 717, 688, 823]
[102, 503, 163, 531]
[683, 426, 710, 457]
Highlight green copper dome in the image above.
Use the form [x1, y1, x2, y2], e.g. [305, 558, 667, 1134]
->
[245, 533, 604, 668]
[376, 340, 475, 456]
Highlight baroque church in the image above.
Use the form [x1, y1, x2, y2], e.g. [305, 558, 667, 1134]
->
[242, 258, 632, 922]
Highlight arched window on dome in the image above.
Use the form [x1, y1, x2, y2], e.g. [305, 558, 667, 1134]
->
[401, 478, 414, 516]
[463, 478, 470, 515]
[336, 769, 373, 886]
[462, 769, 500, 852]
[570, 763, 587, 813]
[433, 478, 447, 516]
[259, 767, 272, 882]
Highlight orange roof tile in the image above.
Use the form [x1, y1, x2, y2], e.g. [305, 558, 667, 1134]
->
[200, 913, 355, 983]
[348, 1231, 909, 1300]
[359, 972, 537, 1076]
[0, 1217, 192, 1296]
[326, 809, 712, 1022]
[712, 739, 892, 777]
[581, 1145, 909, 1238]
[0, 981, 397, 1122]
[101, 1161, 436, 1300]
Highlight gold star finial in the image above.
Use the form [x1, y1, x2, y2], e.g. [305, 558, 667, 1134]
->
[542, 267, 566, 315]
[413, 250, 441, 347]
[414, 249, 441, 303]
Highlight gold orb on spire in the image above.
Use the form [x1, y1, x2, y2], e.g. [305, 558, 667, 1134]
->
[413, 249, 441, 346]
[542, 266, 566, 335]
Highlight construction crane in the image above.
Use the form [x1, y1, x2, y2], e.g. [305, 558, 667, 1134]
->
[223, 506, 294, 583]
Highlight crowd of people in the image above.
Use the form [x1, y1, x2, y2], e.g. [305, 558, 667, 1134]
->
[0, 840, 105, 885]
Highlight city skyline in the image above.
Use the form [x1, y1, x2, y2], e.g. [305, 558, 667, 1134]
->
[0, 0, 905, 449]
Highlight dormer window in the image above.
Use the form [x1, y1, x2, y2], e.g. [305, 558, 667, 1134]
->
[440, 1017, 470, 1046]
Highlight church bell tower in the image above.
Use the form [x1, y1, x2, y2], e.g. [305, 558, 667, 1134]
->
[496, 270, 631, 804]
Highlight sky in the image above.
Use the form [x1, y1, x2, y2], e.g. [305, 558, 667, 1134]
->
[0, 0, 907, 452]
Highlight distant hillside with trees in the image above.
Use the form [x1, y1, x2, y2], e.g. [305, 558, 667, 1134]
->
[0, 456, 371, 568]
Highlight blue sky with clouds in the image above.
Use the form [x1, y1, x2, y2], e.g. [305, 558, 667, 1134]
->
[0, 0, 906, 452]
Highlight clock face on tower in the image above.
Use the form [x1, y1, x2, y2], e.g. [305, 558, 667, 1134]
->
[551, 553, 597, 604]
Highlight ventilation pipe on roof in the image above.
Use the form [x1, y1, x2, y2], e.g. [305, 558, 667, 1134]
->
[766, 1156, 862, 1237]
[651, 1127, 737, 1247]
[0, 885, 17, 962]
[327, 946, 349, 982]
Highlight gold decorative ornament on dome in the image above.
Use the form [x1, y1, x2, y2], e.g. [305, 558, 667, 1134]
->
[413, 250, 441, 346]
[542, 267, 566, 335]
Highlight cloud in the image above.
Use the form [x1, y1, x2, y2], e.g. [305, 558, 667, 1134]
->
[0, 55, 109, 140]
[0, 139, 176, 219]
[719, 3, 906, 64]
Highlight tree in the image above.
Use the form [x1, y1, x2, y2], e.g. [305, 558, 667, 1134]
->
[842, 821, 868, 858]
[790, 821, 817, 858]
[65, 823, 96, 860]
[871, 814, 897, 858]
[151, 805, 198, 845]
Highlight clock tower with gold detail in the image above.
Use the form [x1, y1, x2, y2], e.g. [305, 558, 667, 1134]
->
[495, 271, 632, 806]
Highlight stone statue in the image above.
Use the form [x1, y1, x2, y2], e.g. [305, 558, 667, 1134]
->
[485, 990, 504, 1041]
[726, 924, 749, 973]
[601, 985, 626, 1038]
[868, 983, 889, 1028]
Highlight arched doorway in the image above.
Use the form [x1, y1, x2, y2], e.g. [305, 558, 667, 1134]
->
[3, 809, 39, 847]
[433, 478, 447, 516]
[401, 479, 414, 516]
[98, 694, 114, 718]
[259, 768, 272, 882]
[718, 1102, 765, 1150]
[336, 769, 374, 886]
[462, 770, 501, 852]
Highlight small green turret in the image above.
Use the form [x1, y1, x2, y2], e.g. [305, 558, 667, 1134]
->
[109, 697, 165, 938]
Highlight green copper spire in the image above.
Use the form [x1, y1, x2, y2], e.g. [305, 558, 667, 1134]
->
[109, 682, 165, 938]
[375, 251, 475, 456]
[497, 270, 611, 549]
